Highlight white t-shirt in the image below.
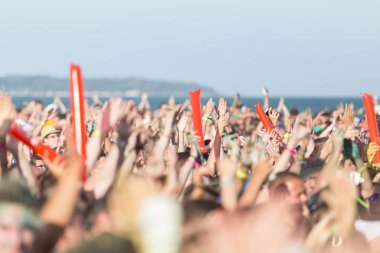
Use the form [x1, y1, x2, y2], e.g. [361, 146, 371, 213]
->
[355, 220, 380, 241]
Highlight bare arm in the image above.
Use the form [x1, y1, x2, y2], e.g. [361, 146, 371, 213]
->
[0, 95, 16, 178]
[218, 158, 238, 212]
[238, 160, 272, 209]
[146, 107, 179, 176]
[40, 140, 82, 226]
[89, 143, 126, 199]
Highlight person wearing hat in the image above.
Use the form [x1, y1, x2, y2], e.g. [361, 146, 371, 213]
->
[40, 125, 61, 150]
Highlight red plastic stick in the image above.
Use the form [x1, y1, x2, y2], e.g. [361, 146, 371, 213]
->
[255, 102, 281, 142]
[189, 89, 207, 153]
[256, 102, 274, 131]
[70, 64, 87, 182]
[362, 93, 380, 163]
[10, 123, 62, 163]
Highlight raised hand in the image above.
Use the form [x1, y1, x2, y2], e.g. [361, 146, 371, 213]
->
[292, 113, 311, 142]
[100, 98, 124, 134]
[367, 142, 380, 164]
[265, 140, 280, 161]
[92, 95, 101, 105]
[268, 107, 279, 126]
[341, 104, 354, 129]
[0, 94, 16, 138]
[344, 126, 359, 140]
[284, 115, 292, 132]
[218, 98, 227, 117]
[321, 171, 357, 238]
[168, 96, 176, 109]
[177, 114, 188, 133]
[252, 159, 272, 180]
[148, 118, 160, 137]
[217, 115, 228, 135]
[203, 98, 214, 116]
[53, 96, 62, 105]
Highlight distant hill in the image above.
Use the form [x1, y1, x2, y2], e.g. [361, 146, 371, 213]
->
[0, 75, 218, 97]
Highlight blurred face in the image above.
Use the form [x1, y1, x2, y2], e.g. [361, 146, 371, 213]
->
[303, 172, 320, 197]
[32, 159, 46, 179]
[237, 119, 245, 130]
[285, 178, 309, 217]
[43, 133, 59, 149]
[0, 204, 40, 253]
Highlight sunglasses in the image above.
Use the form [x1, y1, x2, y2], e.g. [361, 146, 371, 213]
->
[37, 165, 46, 173]
[368, 193, 380, 203]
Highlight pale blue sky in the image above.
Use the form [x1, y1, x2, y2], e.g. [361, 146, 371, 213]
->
[1, 0, 380, 96]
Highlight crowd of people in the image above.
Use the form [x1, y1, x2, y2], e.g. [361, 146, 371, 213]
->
[0, 91, 380, 253]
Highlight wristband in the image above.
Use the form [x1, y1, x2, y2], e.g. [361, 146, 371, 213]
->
[93, 129, 105, 139]
[285, 147, 296, 155]
[186, 157, 200, 168]
[202, 116, 212, 124]
[236, 168, 248, 180]
[117, 139, 128, 148]
[220, 175, 234, 185]
[356, 197, 369, 209]
[268, 172, 277, 182]
[358, 164, 367, 173]
[162, 133, 171, 139]
[283, 132, 291, 139]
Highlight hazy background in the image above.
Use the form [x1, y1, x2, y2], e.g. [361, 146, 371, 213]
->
[1, 0, 380, 97]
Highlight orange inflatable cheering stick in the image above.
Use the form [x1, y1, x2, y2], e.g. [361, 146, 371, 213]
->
[10, 123, 63, 163]
[70, 64, 87, 182]
[255, 102, 281, 142]
[189, 89, 207, 153]
[362, 93, 380, 163]
[256, 102, 274, 131]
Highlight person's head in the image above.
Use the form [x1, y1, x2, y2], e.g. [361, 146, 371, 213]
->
[41, 125, 60, 149]
[0, 181, 41, 253]
[31, 154, 46, 179]
[0, 203, 41, 253]
[300, 158, 325, 197]
[269, 172, 308, 217]
[182, 200, 220, 225]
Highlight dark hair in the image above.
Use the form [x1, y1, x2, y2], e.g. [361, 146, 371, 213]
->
[31, 153, 43, 165]
[183, 184, 220, 202]
[182, 200, 220, 224]
[39, 173, 57, 201]
[0, 180, 41, 210]
[82, 199, 108, 230]
[57, 113, 67, 120]
[268, 171, 300, 197]
[290, 108, 299, 116]
[34, 100, 44, 106]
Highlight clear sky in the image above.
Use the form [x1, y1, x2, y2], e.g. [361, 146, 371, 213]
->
[1, 0, 380, 96]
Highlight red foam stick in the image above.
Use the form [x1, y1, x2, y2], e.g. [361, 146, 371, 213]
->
[70, 64, 87, 182]
[10, 123, 62, 163]
[256, 102, 274, 131]
[189, 89, 207, 153]
[255, 102, 281, 142]
[362, 93, 380, 163]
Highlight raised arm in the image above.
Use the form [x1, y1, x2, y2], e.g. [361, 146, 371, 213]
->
[0, 95, 15, 178]
[146, 106, 180, 176]
[238, 159, 272, 209]
[39, 138, 82, 226]
[272, 114, 310, 174]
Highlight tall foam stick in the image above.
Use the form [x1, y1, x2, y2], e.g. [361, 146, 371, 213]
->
[189, 89, 207, 153]
[255, 102, 281, 142]
[70, 64, 87, 182]
[362, 93, 380, 163]
[10, 123, 63, 163]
